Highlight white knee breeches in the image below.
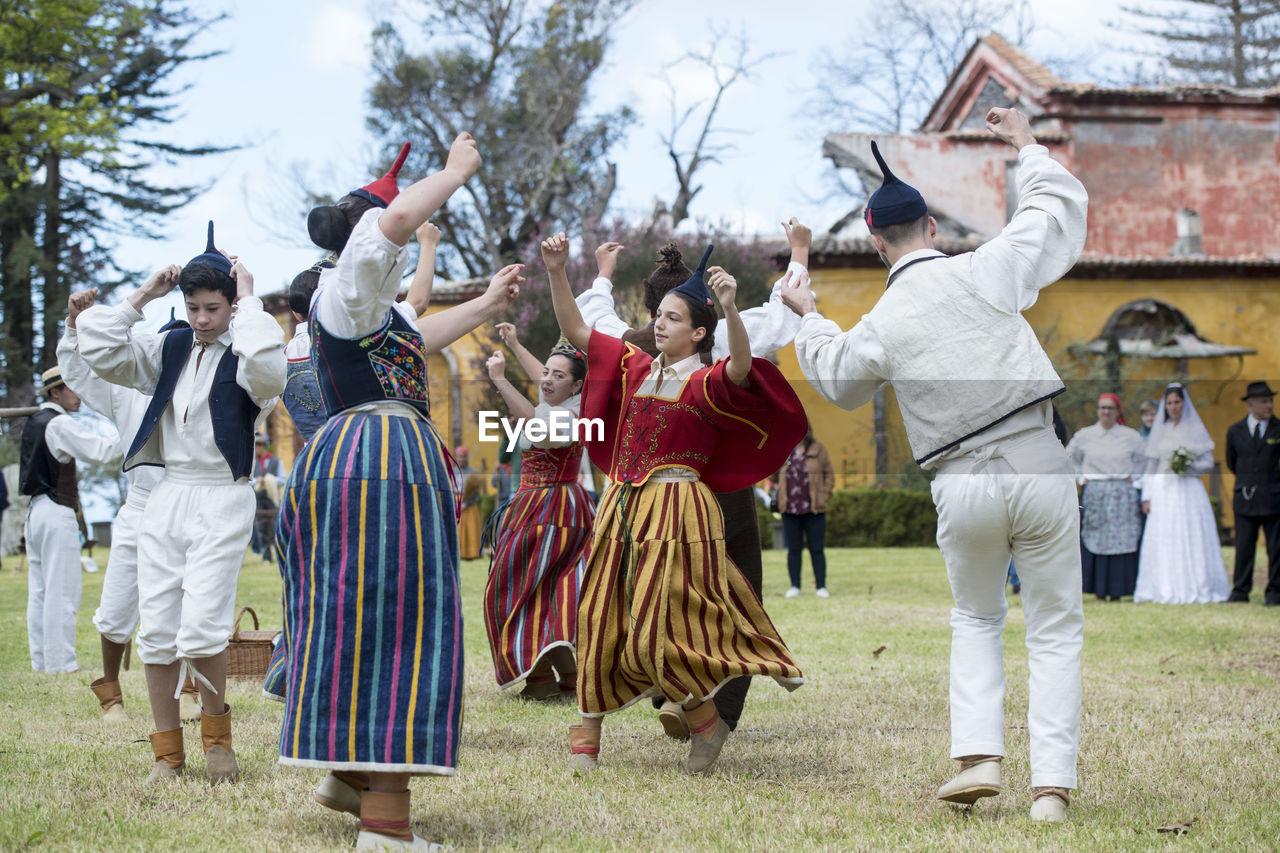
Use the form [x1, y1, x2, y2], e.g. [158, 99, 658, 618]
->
[134, 477, 255, 666]
[92, 489, 149, 645]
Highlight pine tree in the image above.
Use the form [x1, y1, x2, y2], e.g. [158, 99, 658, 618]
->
[0, 1, 226, 409]
[1120, 0, 1280, 87]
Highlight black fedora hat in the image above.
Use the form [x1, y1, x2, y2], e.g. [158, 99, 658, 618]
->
[1242, 380, 1275, 400]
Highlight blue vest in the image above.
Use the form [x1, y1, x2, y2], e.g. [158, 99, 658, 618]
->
[311, 307, 430, 419]
[126, 327, 261, 480]
[282, 359, 328, 441]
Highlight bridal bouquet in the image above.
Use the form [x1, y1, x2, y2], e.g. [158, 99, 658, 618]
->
[1170, 446, 1194, 475]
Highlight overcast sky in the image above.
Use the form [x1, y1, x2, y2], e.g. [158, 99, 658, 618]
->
[108, 0, 1138, 313]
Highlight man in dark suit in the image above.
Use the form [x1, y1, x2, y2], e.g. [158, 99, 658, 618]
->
[1226, 381, 1280, 605]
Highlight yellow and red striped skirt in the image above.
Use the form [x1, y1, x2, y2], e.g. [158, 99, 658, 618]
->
[577, 476, 803, 716]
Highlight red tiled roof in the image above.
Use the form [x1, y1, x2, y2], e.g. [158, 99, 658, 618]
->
[980, 32, 1062, 91]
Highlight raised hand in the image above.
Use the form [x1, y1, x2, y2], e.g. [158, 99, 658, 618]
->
[495, 321, 519, 349]
[230, 261, 255, 300]
[485, 263, 525, 310]
[779, 267, 816, 316]
[445, 131, 482, 182]
[594, 241, 623, 280]
[541, 232, 569, 273]
[985, 107, 1036, 150]
[707, 266, 738, 312]
[416, 221, 442, 248]
[139, 265, 182, 303]
[782, 218, 812, 251]
[67, 288, 99, 328]
[486, 350, 507, 381]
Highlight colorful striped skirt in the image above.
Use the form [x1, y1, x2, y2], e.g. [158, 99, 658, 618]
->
[577, 478, 803, 716]
[483, 482, 593, 687]
[275, 412, 463, 774]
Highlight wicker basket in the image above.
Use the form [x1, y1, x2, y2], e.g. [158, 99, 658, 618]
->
[227, 606, 279, 680]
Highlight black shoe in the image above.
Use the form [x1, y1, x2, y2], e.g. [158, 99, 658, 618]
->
[1228, 591, 1250, 603]
[1264, 599, 1280, 607]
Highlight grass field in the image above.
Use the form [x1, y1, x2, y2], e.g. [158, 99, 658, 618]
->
[0, 545, 1277, 851]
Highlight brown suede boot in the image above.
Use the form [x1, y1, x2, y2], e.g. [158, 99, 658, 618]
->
[146, 728, 185, 783]
[201, 703, 239, 784]
[356, 790, 416, 849]
[89, 677, 125, 721]
[568, 725, 600, 772]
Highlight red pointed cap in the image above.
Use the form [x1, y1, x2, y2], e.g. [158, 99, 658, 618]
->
[351, 142, 411, 208]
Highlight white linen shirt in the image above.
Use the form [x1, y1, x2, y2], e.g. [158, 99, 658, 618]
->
[792, 143, 1088, 468]
[313, 208, 417, 339]
[1065, 422, 1147, 484]
[39, 401, 118, 468]
[634, 351, 704, 401]
[57, 328, 161, 494]
[76, 296, 285, 480]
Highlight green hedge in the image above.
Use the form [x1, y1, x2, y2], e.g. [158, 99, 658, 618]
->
[825, 488, 938, 548]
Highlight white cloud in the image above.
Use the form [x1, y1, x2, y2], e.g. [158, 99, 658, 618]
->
[304, 4, 373, 71]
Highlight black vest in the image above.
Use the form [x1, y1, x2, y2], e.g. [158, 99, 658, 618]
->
[310, 307, 430, 419]
[125, 327, 260, 480]
[19, 408, 80, 509]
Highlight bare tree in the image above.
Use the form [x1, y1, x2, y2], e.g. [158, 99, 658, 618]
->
[657, 26, 777, 228]
[806, 0, 1035, 134]
[359, 0, 636, 277]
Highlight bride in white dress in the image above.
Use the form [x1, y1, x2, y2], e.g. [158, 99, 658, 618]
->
[1135, 383, 1231, 603]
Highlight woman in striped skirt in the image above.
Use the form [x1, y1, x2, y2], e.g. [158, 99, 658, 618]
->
[276, 133, 523, 851]
[481, 326, 593, 699]
[542, 232, 808, 775]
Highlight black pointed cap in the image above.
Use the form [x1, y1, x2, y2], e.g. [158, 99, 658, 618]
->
[864, 140, 927, 228]
[187, 221, 233, 275]
[672, 245, 715, 307]
[157, 306, 190, 333]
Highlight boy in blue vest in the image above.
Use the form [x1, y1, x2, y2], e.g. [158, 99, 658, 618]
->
[78, 223, 286, 784]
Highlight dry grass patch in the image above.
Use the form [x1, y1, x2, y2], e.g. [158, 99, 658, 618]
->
[0, 546, 1277, 851]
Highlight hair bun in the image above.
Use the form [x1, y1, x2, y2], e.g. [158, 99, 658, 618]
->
[307, 205, 354, 252]
[656, 242, 685, 272]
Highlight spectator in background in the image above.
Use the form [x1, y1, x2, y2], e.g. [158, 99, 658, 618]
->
[1065, 394, 1146, 601]
[454, 446, 484, 559]
[1135, 383, 1231, 603]
[778, 428, 835, 598]
[1138, 399, 1158, 441]
[251, 435, 285, 562]
[492, 446, 513, 507]
[1225, 381, 1279, 605]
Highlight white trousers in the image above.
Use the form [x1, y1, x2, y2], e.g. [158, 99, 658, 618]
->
[135, 477, 255, 666]
[25, 495, 82, 673]
[91, 488, 149, 645]
[931, 441, 1084, 789]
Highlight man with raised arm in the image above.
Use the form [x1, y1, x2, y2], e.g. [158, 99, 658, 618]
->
[782, 108, 1089, 823]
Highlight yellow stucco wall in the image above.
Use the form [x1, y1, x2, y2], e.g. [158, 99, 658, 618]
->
[271, 273, 1275, 531]
[798, 267, 1280, 527]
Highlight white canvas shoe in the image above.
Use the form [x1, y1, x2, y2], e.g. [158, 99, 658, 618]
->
[355, 831, 444, 851]
[1030, 794, 1069, 822]
[815, 588, 830, 598]
[785, 587, 801, 598]
[937, 761, 1001, 804]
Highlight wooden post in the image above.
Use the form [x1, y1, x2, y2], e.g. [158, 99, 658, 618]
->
[0, 407, 40, 419]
